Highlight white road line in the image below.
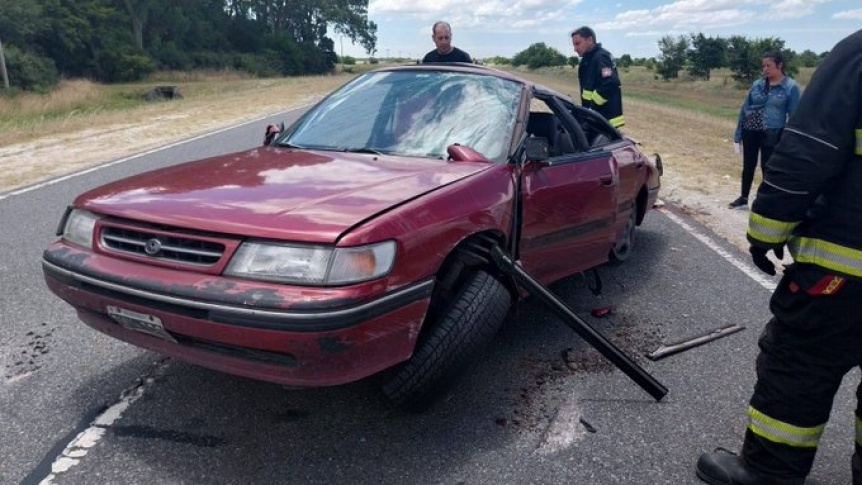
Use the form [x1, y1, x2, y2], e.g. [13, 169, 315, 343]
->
[38, 360, 169, 485]
[659, 208, 777, 291]
[0, 104, 314, 203]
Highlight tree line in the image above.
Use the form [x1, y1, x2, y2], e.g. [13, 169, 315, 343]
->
[0, 0, 377, 92]
[490, 33, 829, 86]
[655, 33, 827, 83]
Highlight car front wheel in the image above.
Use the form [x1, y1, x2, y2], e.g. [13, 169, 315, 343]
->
[380, 269, 511, 411]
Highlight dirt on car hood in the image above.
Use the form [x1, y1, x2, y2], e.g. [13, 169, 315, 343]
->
[76, 147, 494, 243]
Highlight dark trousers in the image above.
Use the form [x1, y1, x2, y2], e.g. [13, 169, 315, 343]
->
[740, 129, 781, 199]
[742, 264, 862, 479]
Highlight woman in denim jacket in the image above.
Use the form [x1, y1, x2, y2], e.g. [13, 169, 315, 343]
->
[729, 52, 802, 209]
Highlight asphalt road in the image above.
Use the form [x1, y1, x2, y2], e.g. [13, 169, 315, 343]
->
[1, 111, 856, 484]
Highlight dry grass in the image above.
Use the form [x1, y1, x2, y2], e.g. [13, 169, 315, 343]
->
[0, 73, 353, 191]
[0, 79, 103, 114]
[0, 72, 353, 147]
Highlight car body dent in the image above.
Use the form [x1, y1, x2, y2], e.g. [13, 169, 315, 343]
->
[77, 148, 495, 243]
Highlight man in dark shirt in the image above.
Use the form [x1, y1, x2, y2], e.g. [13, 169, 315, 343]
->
[422, 21, 472, 63]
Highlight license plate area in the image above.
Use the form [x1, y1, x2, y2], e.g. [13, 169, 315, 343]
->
[106, 305, 177, 343]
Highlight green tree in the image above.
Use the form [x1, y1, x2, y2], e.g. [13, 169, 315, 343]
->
[120, 0, 152, 50]
[512, 42, 567, 69]
[656, 35, 688, 80]
[617, 54, 632, 68]
[2, 44, 58, 92]
[1, 0, 380, 89]
[687, 33, 725, 80]
[225, 0, 377, 54]
[725, 35, 754, 84]
[727, 36, 789, 84]
[486, 56, 511, 65]
[797, 49, 820, 68]
[0, 1, 45, 46]
[35, 0, 130, 79]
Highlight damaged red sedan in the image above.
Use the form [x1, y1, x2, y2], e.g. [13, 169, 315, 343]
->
[42, 64, 660, 409]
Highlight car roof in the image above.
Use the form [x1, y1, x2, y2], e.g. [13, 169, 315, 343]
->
[370, 63, 571, 102]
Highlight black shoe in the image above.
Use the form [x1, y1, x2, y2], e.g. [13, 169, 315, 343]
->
[695, 449, 804, 485]
[728, 197, 748, 209]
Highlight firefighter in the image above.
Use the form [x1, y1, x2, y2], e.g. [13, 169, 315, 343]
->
[696, 29, 862, 484]
[570, 26, 624, 129]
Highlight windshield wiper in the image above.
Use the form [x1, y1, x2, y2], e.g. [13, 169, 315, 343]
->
[341, 147, 387, 156]
[272, 141, 303, 149]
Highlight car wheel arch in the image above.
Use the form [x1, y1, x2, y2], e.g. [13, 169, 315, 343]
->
[425, 230, 514, 324]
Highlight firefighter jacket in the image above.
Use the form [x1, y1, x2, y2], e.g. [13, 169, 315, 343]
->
[747, 29, 862, 278]
[578, 44, 624, 128]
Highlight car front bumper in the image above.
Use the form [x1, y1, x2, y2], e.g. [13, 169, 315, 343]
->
[42, 244, 433, 387]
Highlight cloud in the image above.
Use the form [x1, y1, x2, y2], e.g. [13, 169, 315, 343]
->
[351, 0, 852, 60]
[766, 0, 831, 20]
[593, 1, 761, 34]
[834, 8, 862, 19]
[369, 0, 584, 30]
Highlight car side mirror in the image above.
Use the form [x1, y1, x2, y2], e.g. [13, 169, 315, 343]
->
[525, 137, 550, 163]
[447, 144, 490, 163]
[263, 122, 285, 146]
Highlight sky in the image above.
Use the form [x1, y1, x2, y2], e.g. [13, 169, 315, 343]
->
[337, 0, 862, 61]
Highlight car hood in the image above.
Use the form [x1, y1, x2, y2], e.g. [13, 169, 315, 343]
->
[77, 147, 493, 242]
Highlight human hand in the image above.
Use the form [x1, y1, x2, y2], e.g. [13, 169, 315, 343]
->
[750, 245, 785, 276]
[733, 142, 741, 155]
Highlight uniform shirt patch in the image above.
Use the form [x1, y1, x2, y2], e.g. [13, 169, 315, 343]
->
[601, 67, 613, 78]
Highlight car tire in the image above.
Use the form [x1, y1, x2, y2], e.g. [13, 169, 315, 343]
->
[381, 269, 511, 411]
[610, 201, 638, 263]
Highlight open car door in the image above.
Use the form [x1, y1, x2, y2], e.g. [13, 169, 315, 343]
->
[517, 94, 619, 284]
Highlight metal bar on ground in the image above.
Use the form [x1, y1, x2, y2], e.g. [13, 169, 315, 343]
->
[646, 324, 745, 361]
[490, 246, 668, 402]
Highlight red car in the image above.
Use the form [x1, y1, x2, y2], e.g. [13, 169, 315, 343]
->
[42, 64, 660, 409]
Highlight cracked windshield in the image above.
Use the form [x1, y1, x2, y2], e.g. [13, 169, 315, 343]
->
[284, 70, 522, 162]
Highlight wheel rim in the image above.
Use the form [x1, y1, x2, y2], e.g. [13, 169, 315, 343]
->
[612, 205, 637, 260]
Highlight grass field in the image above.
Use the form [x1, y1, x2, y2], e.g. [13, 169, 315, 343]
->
[0, 69, 365, 147]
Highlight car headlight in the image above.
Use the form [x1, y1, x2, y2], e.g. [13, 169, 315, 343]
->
[225, 240, 396, 286]
[61, 209, 102, 249]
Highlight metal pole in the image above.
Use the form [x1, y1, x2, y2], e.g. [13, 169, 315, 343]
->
[0, 38, 10, 90]
[490, 246, 668, 401]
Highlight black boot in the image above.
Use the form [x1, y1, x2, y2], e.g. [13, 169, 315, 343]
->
[696, 449, 805, 485]
[853, 452, 862, 485]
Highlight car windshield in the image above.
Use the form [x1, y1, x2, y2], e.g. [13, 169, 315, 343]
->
[282, 70, 522, 163]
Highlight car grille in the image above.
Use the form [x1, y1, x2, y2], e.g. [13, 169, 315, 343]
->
[101, 226, 225, 266]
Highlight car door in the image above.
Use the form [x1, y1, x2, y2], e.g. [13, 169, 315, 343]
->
[518, 95, 618, 285]
[576, 107, 646, 245]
